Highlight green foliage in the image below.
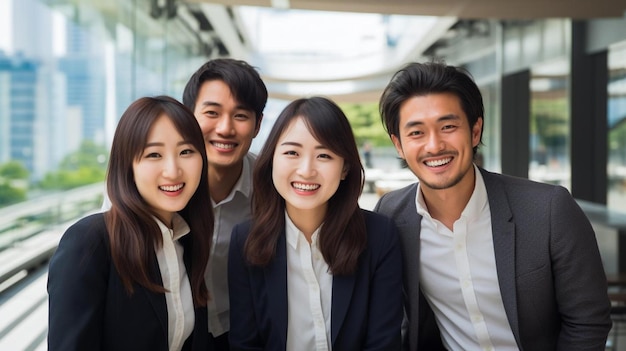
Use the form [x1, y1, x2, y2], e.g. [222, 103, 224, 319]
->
[0, 161, 30, 180]
[339, 102, 392, 147]
[39, 140, 108, 190]
[0, 182, 27, 206]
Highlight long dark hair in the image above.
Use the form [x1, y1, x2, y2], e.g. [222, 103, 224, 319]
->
[104, 96, 213, 306]
[244, 96, 366, 275]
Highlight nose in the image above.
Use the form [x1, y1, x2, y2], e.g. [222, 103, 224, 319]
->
[425, 132, 445, 153]
[162, 157, 181, 179]
[296, 157, 317, 178]
[215, 116, 235, 136]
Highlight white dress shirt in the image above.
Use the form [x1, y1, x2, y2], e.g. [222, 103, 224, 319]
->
[154, 214, 195, 351]
[285, 212, 333, 351]
[417, 165, 518, 351]
[205, 153, 254, 336]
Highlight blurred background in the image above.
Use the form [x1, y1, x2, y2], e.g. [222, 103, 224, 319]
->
[0, 0, 626, 349]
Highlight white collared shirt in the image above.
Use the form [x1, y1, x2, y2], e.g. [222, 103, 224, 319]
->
[417, 165, 518, 351]
[206, 153, 255, 336]
[154, 214, 195, 351]
[285, 212, 333, 351]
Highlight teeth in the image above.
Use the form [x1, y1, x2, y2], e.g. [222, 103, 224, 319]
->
[213, 142, 235, 149]
[425, 157, 452, 167]
[160, 184, 184, 192]
[292, 182, 320, 191]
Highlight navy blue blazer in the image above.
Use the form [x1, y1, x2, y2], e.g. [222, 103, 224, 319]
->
[375, 167, 612, 351]
[47, 213, 210, 351]
[228, 209, 403, 350]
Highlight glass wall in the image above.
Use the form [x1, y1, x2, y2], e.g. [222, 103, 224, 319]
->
[529, 58, 571, 189]
[0, 0, 203, 207]
[607, 40, 626, 213]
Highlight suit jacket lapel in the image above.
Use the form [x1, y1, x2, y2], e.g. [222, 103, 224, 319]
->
[392, 184, 422, 351]
[264, 232, 289, 344]
[480, 169, 521, 345]
[331, 269, 356, 345]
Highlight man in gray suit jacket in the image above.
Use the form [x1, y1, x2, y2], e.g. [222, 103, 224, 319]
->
[374, 61, 612, 350]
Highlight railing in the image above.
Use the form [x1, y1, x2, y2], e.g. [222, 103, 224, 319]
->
[0, 182, 104, 286]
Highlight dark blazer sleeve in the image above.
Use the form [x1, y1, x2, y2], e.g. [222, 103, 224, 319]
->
[548, 186, 612, 349]
[47, 214, 109, 351]
[228, 221, 265, 350]
[361, 211, 404, 350]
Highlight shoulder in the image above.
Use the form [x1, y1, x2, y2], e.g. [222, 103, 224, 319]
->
[231, 219, 253, 246]
[360, 209, 399, 246]
[480, 168, 570, 200]
[374, 182, 418, 215]
[59, 213, 108, 247]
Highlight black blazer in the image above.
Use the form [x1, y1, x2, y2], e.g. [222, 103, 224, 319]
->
[47, 213, 210, 351]
[375, 167, 613, 351]
[228, 209, 403, 350]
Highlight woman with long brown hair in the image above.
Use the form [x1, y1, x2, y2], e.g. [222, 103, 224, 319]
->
[48, 96, 213, 351]
[228, 96, 403, 350]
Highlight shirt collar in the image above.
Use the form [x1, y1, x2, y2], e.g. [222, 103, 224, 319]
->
[415, 164, 488, 220]
[153, 213, 191, 241]
[213, 153, 254, 206]
[285, 211, 322, 250]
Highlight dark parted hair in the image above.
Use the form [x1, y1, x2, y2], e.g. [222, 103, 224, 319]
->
[104, 96, 213, 306]
[182, 58, 268, 125]
[245, 96, 367, 275]
[379, 61, 485, 154]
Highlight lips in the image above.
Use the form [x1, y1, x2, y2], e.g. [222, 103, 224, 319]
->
[292, 182, 320, 191]
[159, 183, 184, 192]
[211, 141, 236, 149]
[424, 157, 452, 167]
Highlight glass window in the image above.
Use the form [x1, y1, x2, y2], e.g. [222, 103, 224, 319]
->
[607, 40, 626, 213]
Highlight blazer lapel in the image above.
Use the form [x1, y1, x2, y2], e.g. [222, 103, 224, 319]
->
[480, 169, 521, 345]
[264, 232, 289, 343]
[330, 269, 357, 345]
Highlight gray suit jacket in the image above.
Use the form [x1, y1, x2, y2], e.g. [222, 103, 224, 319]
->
[374, 167, 612, 351]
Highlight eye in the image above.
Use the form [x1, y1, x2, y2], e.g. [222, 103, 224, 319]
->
[204, 110, 218, 117]
[283, 150, 298, 156]
[318, 153, 332, 159]
[408, 130, 423, 137]
[145, 152, 161, 159]
[442, 124, 457, 131]
[234, 113, 251, 121]
[180, 148, 196, 156]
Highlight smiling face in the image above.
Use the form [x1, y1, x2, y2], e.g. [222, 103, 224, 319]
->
[133, 115, 203, 225]
[272, 117, 347, 221]
[392, 92, 482, 193]
[193, 79, 261, 172]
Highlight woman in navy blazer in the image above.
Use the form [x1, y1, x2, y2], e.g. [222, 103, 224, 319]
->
[48, 96, 214, 351]
[228, 97, 403, 350]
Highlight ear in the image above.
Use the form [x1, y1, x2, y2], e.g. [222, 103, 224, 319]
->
[472, 117, 483, 148]
[341, 164, 349, 180]
[391, 134, 405, 160]
[253, 113, 264, 138]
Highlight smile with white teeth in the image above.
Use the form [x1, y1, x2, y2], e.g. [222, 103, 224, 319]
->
[425, 157, 452, 167]
[292, 182, 320, 191]
[212, 142, 236, 149]
[159, 184, 184, 192]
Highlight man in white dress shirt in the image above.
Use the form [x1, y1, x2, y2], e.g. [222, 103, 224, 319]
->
[374, 61, 612, 350]
[182, 58, 267, 350]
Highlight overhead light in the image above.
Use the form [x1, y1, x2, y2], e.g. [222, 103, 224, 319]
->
[271, 0, 290, 9]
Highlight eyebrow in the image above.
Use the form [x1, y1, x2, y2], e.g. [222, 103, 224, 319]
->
[279, 141, 329, 150]
[199, 100, 252, 112]
[403, 114, 461, 128]
[144, 140, 193, 148]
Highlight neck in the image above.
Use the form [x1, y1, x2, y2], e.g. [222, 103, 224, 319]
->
[208, 161, 244, 203]
[421, 169, 476, 231]
[287, 206, 327, 243]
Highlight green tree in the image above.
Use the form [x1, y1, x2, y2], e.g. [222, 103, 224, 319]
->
[39, 140, 108, 190]
[340, 102, 391, 147]
[0, 161, 29, 180]
[0, 183, 27, 206]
